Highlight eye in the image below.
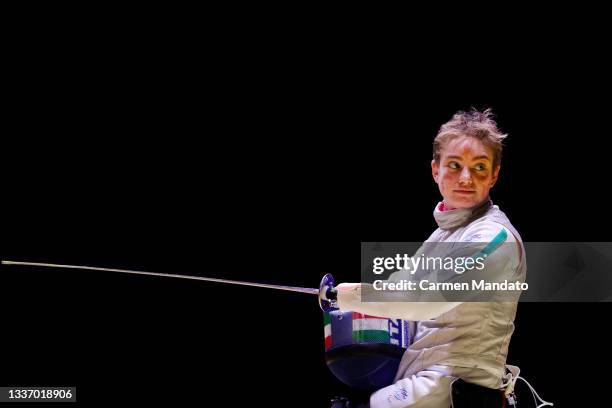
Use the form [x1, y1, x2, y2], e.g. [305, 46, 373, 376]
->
[474, 163, 487, 171]
[448, 161, 460, 170]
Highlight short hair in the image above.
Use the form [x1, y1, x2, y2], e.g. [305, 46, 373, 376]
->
[433, 108, 507, 169]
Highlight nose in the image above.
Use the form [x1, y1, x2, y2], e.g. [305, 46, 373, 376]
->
[459, 167, 473, 187]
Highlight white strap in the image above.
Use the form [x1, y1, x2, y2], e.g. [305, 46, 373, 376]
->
[502, 365, 553, 408]
[449, 377, 460, 408]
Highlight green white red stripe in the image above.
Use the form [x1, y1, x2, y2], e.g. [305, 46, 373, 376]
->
[351, 312, 390, 343]
[323, 312, 332, 349]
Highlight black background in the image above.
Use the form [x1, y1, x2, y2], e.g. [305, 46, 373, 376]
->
[1, 14, 611, 407]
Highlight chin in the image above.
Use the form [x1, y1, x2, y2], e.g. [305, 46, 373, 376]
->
[454, 203, 474, 209]
[447, 198, 478, 209]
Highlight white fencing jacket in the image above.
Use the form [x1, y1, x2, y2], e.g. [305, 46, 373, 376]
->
[338, 198, 526, 388]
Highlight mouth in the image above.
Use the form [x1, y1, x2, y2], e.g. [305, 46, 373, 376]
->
[454, 190, 476, 194]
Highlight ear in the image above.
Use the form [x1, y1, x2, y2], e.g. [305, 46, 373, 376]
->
[490, 165, 501, 188]
[431, 159, 439, 183]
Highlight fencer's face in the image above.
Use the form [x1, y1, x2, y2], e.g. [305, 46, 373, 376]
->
[431, 136, 499, 210]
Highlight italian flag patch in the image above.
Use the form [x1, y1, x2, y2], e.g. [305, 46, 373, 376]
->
[351, 312, 390, 343]
[323, 312, 332, 349]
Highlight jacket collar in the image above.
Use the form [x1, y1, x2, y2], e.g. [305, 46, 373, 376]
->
[433, 198, 493, 230]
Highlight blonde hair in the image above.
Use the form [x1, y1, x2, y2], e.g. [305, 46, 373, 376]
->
[433, 108, 507, 169]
